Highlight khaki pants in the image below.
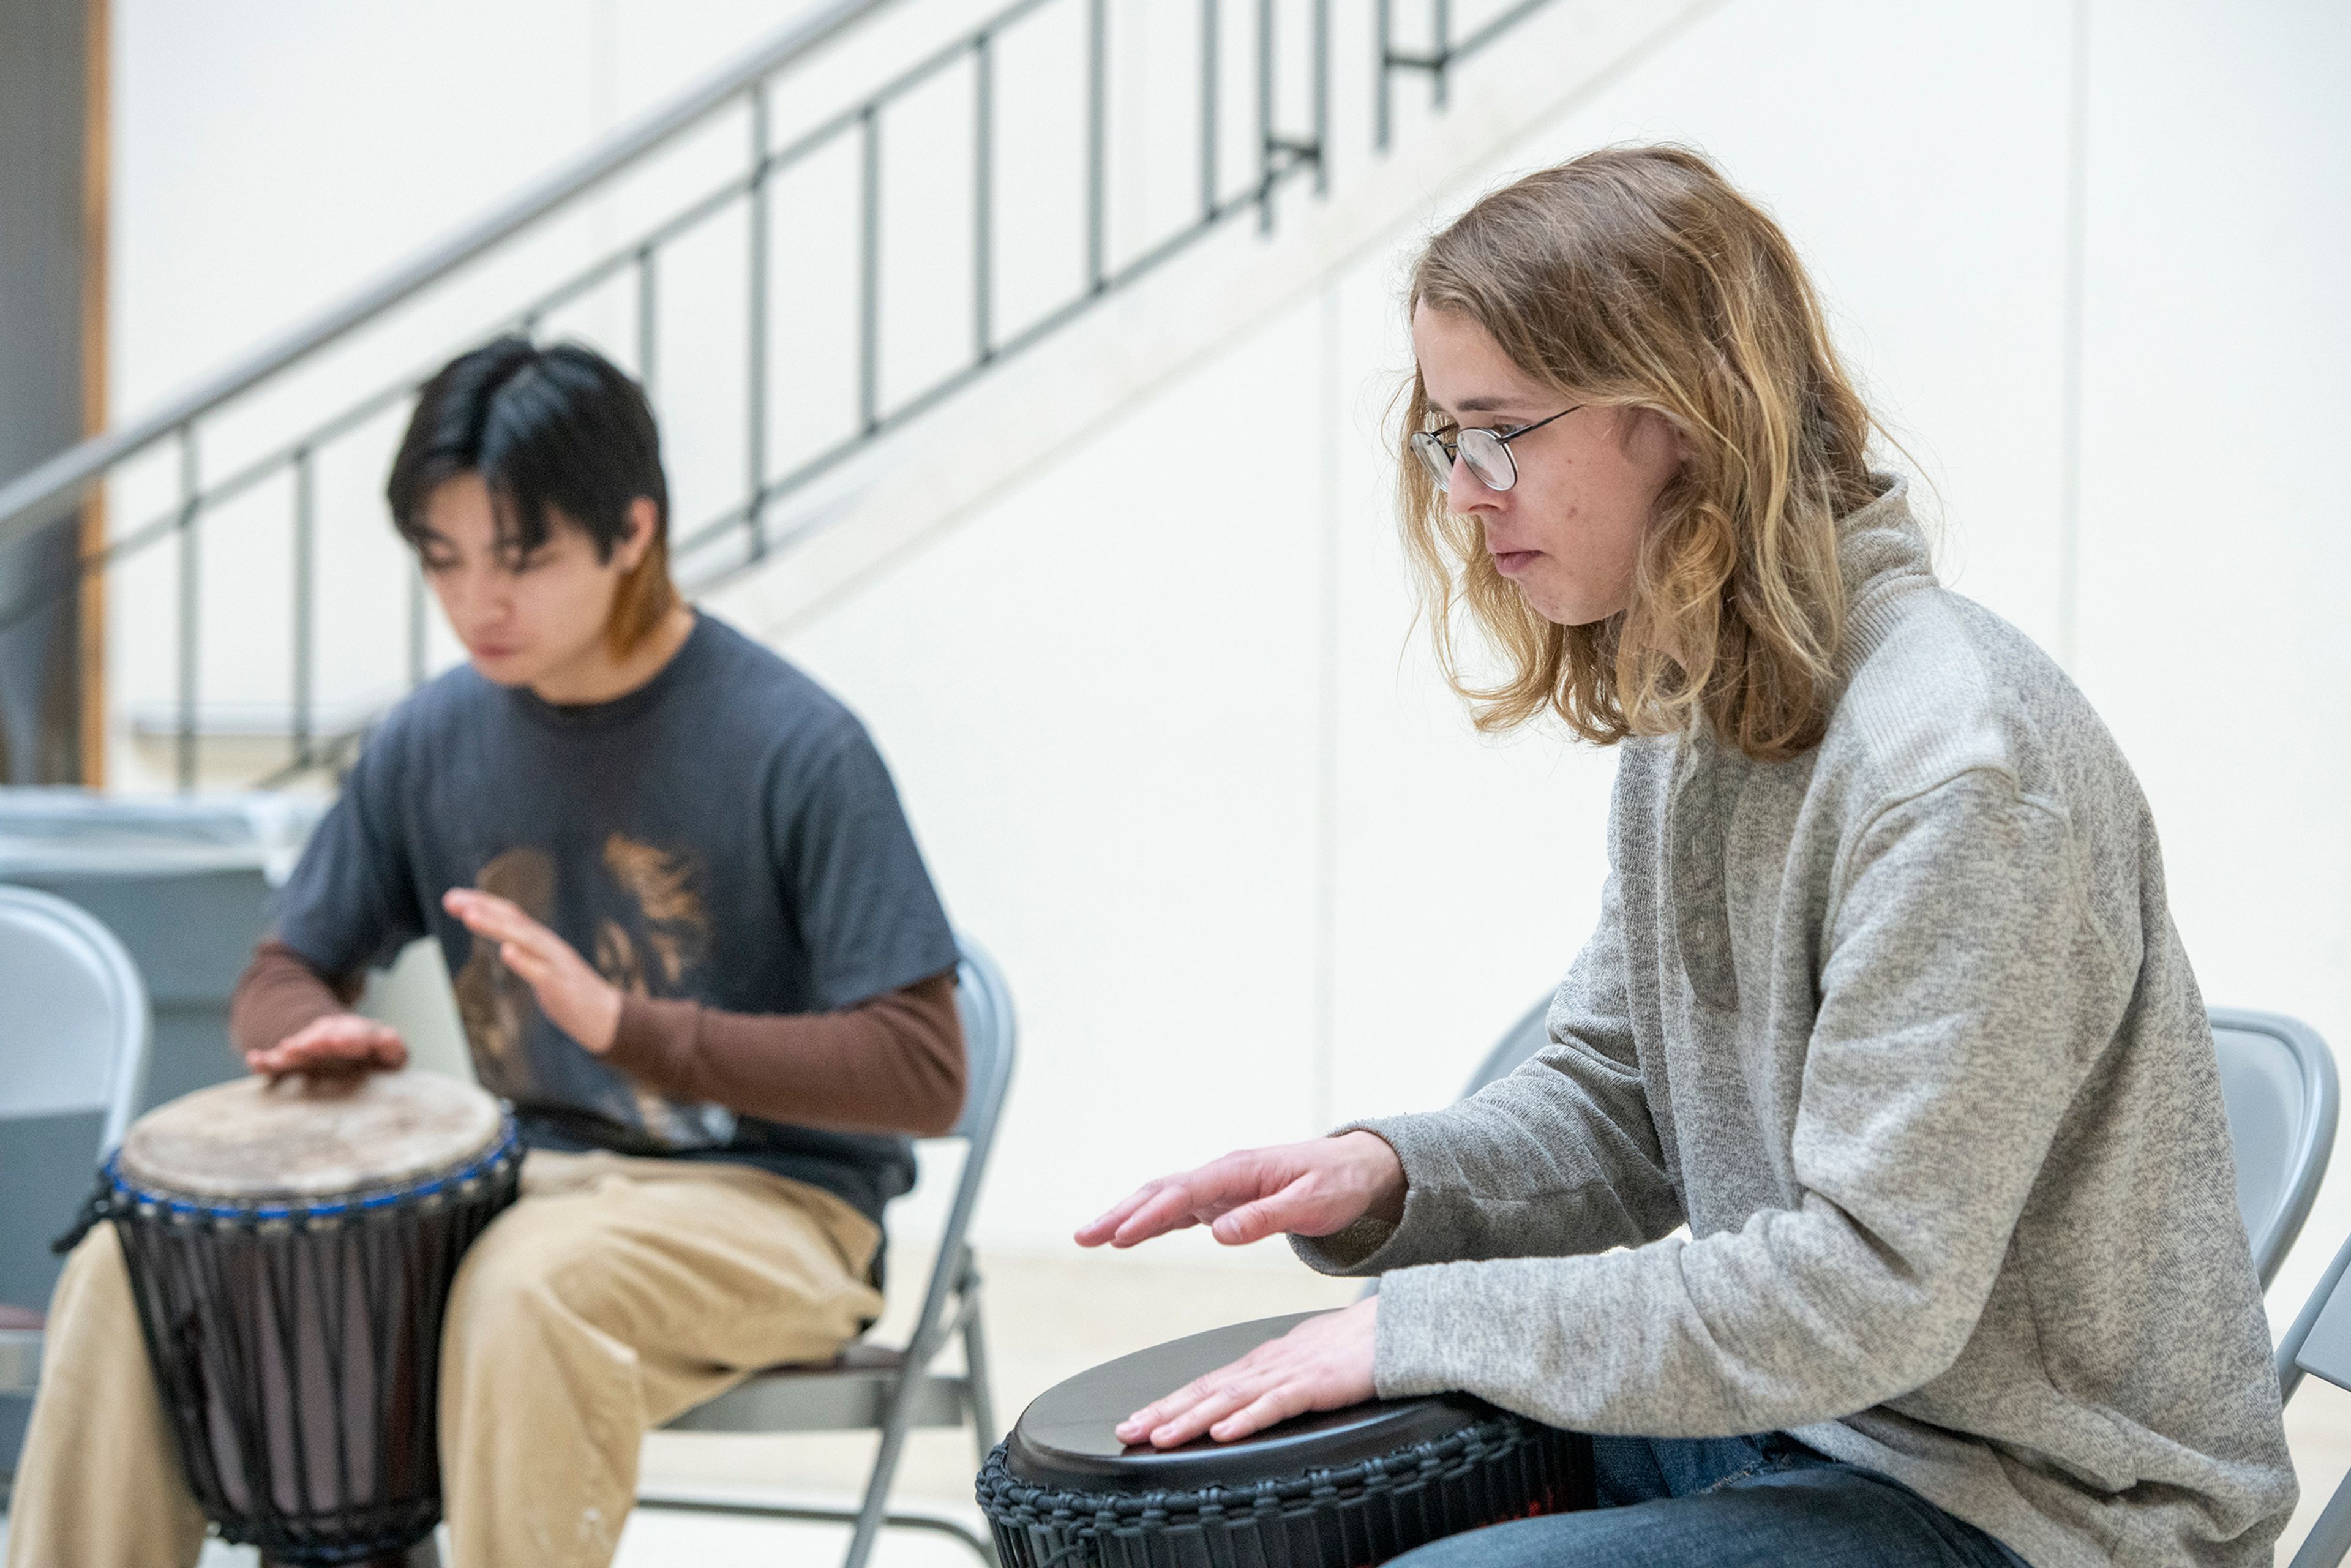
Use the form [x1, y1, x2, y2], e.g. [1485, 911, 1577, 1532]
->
[6, 1149, 884, 1568]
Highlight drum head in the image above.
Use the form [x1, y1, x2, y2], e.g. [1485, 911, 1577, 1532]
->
[1007, 1311, 1491, 1488]
[118, 1071, 504, 1201]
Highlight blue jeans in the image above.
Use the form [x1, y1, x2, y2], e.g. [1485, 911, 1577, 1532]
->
[1393, 1433, 2031, 1567]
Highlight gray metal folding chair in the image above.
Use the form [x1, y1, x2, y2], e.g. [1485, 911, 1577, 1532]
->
[0, 884, 153, 1400]
[639, 936, 1016, 1568]
[2211, 1008, 2339, 1288]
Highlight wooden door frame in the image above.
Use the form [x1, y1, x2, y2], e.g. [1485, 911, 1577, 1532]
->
[77, 0, 108, 787]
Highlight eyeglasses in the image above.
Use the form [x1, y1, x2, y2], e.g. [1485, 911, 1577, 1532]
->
[1409, 405, 1582, 493]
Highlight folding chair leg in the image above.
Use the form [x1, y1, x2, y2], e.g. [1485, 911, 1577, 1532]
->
[2292, 1477, 2351, 1568]
[844, 1381, 921, 1568]
[962, 1291, 1000, 1468]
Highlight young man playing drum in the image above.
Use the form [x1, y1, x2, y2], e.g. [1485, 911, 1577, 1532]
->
[8, 338, 965, 1568]
[1079, 148, 2293, 1567]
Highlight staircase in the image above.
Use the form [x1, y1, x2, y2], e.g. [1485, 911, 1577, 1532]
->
[0, 0, 1688, 795]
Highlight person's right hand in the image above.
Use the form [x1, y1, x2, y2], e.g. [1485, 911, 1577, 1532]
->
[1074, 1131, 1406, 1251]
[244, 1013, 407, 1078]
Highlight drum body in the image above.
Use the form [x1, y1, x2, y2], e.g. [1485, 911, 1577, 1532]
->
[978, 1313, 1593, 1568]
[100, 1071, 520, 1566]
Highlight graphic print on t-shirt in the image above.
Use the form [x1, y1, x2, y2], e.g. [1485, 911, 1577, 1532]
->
[453, 836, 728, 1149]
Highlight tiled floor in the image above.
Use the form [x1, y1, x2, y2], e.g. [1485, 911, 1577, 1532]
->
[9, 1244, 2349, 1565]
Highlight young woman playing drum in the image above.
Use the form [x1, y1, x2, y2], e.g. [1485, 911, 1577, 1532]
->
[1079, 146, 2295, 1567]
[9, 339, 965, 1568]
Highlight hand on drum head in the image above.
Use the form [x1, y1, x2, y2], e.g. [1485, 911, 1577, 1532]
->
[1116, 1297, 1379, 1448]
[244, 1013, 407, 1078]
[1074, 1130, 1405, 1250]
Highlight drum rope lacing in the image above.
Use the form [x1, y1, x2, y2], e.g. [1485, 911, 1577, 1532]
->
[978, 1409, 1584, 1568]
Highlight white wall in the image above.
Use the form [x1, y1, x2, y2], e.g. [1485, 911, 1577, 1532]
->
[762, 0, 2351, 1302]
[92, 0, 2351, 1317]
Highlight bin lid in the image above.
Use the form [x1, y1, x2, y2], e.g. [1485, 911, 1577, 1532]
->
[0, 789, 328, 885]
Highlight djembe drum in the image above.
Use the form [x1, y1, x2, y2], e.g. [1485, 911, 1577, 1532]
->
[978, 1313, 1593, 1567]
[97, 1071, 520, 1566]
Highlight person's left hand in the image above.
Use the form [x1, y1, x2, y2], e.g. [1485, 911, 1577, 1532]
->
[443, 888, 622, 1053]
[1116, 1297, 1379, 1449]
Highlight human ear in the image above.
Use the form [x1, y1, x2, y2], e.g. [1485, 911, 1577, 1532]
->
[612, 497, 661, 572]
[1622, 407, 1690, 474]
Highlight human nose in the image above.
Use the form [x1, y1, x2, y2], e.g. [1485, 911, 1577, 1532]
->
[435, 562, 508, 632]
[1445, 452, 1502, 514]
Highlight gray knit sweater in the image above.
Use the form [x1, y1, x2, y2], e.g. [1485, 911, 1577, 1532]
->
[1297, 479, 2295, 1567]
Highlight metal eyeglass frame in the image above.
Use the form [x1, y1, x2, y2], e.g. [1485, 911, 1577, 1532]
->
[1409, 404, 1583, 493]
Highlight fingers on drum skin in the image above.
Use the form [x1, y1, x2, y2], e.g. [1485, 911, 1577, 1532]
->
[1173, 1377, 1272, 1446]
[1217, 1385, 1308, 1442]
[1120, 1368, 1224, 1438]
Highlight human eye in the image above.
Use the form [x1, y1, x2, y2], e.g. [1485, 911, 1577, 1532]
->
[418, 553, 459, 577]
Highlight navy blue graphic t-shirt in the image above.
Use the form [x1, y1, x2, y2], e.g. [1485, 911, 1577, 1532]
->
[271, 612, 960, 1223]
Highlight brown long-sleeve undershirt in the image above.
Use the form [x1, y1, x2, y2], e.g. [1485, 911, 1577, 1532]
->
[228, 940, 967, 1138]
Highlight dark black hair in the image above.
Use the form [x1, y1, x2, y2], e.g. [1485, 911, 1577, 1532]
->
[386, 337, 667, 564]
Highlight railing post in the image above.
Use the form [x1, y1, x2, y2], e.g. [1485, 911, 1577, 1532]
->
[858, 103, 882, 433]
[636, 244, 658, 399]
[407, 562, 426, 691]
[291, 447, 315, 772]
[1312, 0, 1329, 195]
[1256, 0, 1274, 233]
[1433, 0, 1452, 108]
[1087, 0, 1109, 290]
[173, 426, 199, 794]
[973, 34, 994, 365]
[746, 83, 771, 560]
[1200, 0, 1220, 220]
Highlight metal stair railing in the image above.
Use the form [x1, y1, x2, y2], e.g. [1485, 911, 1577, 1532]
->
[0, 0, 1558, 795]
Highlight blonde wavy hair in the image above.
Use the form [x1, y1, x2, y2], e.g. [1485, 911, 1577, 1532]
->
[1401, 145, 1881, 761]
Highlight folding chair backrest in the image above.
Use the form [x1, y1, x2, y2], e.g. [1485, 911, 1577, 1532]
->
[0, 883, 151, 1152]
[898, 937, 1016, 1341]
[1462, 996, 1551, 1100]
[950, 938, 1016, 1153]
[2211, 1008, 2338, 1289]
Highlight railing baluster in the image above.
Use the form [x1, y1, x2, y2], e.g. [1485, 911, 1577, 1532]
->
[974, 35, 995, 364]
[1433, 0, 1451, 107]
[407, 561, 426, 690]
[1087, 0, 1108, 291]
[859, 103, 882, 433]
[1312, 0, 1329, 194]
[1201, 0, 1220, 220]
[1256, 0, 1274, 233]
[747, 83, 771, 560]
[291, 448, 315, 771]
[1376, 0, 1394, 150]
[636, 245, 658, 399]
[174, 427, 199, 793]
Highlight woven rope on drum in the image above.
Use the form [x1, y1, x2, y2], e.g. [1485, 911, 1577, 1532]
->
[978, 1411, 1586, 1568]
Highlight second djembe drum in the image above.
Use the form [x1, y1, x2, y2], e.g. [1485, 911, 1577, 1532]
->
[98, 1070, 520, 1566]
[978, 1312, 1592, 1568]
